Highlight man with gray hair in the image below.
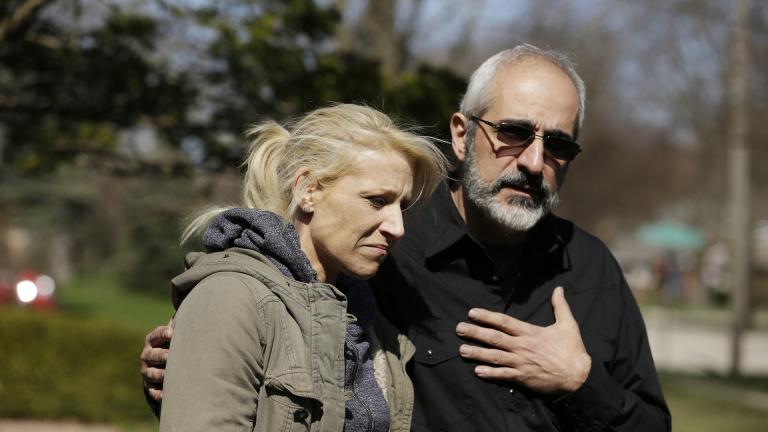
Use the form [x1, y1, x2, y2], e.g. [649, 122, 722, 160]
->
[370, 44, 669, 431]
[141, 44, 670, 431]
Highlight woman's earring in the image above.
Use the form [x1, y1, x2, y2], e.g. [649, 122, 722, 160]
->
[302, 205, 313, 214]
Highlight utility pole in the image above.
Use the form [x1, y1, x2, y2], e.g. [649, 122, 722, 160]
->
[728, 0, 751, 377]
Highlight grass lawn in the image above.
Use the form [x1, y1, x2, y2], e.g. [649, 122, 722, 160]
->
[3, 273, 171, 430]
[57, 273, 173, 332]
[662, 372, 768, 431]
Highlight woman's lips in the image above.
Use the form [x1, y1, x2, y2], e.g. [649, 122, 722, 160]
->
[363, 244, 389, 256]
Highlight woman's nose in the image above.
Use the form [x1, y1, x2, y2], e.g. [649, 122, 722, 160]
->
[380, 208, 405, 241]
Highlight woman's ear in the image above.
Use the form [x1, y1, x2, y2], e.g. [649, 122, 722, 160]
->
[450, 112, 470, 162]
[292, 167, 317, 214]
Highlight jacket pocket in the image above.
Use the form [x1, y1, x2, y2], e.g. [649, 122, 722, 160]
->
[254, 386, 316, 432]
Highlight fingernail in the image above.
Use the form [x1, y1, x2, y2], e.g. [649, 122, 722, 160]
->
[468, 309, 479, 319]
[162, 352, 169, 362]
[459, 344, 471, 356]
[475, 366, 488, 377]
[164, 329, 172, 339]
[456, 322, 468, 335]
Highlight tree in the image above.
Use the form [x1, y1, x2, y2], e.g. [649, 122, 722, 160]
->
[0, 0, 195, 174]
[0, 0, 467, 294]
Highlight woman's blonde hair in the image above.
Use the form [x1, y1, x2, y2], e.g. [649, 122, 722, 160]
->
[182, 103, 448, 243]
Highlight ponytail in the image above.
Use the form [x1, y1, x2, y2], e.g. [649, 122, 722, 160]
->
[180, 121, 293, 244]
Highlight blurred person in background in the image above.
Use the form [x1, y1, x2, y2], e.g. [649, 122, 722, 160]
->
[142, 45, 670, 431]
[154, 103, 448, 431]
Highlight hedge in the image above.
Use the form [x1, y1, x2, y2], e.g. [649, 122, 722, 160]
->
[0, 307, 156, 424]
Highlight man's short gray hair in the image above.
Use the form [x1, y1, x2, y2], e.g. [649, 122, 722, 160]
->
[459, 44, 587, 139]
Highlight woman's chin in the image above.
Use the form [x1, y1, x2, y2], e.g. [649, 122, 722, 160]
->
[343, 264, 380, 281]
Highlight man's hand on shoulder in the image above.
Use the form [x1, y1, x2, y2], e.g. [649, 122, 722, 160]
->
[455, 286, 591, 394]
[140, 319, 173, 402]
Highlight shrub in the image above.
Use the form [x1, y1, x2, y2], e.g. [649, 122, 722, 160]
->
[0, 307, 156, 424]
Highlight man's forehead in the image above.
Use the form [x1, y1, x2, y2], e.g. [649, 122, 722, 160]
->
[488, 59, 579, 132]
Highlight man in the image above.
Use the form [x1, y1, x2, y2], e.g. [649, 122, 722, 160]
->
[141, 44, 671, 431]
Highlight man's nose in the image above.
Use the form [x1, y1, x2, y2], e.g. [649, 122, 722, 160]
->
[380, 208, 406, 241]
[516, 136, 545, 175]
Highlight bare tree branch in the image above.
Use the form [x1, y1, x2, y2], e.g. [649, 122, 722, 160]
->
[0, 0, 53, 43]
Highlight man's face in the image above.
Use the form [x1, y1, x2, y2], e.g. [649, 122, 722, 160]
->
[456, 58, 579, 232]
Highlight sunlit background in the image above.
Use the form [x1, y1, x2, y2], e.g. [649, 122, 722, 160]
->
[1, 0, 767, 430]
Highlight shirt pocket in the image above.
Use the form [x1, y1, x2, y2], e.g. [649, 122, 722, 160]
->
[254, 383, 317, 432]
[583, 336, 615, 371]
[410, 321, 477, 429]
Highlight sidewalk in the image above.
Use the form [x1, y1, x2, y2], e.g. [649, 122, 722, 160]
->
[0, 421, 119, 432]
[643, 307, 768, 374]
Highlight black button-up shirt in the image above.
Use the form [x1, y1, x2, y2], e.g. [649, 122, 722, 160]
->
[371, 184, 670, 431]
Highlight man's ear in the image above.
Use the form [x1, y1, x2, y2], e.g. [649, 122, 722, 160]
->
[450, 112, 470, 162]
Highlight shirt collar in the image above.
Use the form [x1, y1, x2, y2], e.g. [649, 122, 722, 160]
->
[422, 183, 469, 259]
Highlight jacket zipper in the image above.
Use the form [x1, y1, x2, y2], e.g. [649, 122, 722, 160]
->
[348, 341, 374, 432]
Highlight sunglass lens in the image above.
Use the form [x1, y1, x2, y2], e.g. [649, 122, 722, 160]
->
[497, 124, 533, 145]
[545, 137, 580, 161]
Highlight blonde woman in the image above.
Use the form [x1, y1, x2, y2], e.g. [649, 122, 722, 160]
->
[158, 104, 447, 432]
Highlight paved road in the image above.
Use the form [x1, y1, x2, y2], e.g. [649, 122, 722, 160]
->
[0, 421, 119, 432]
[644, 307, 768, 374]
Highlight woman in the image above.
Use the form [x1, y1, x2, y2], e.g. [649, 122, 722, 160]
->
[158, 104, 447, 432]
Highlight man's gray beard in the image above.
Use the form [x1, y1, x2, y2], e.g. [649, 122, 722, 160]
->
[463, 149, 560, 232]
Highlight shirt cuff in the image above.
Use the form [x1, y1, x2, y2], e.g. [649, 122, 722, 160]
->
[552, 359, 623, 429]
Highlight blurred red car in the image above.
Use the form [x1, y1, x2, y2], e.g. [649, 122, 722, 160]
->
[0, 269, 56, 310]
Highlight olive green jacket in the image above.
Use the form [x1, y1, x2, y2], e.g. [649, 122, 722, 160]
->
[159, 248, 415, 432]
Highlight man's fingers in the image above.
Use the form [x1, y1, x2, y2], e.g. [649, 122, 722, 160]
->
[142, 366, 166, 384]
[146, 325, 173, 348]
[466, 308, 534, 336]
[456, 322, 518, 350]
[473, 365, 522, 380]
[147, 387, 163, 402]
[459, 344, 523, 367]
[551, 286, 576, 324]
[140, 347, 169, 366]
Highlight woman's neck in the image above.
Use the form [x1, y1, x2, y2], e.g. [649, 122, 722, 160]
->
[295, 220, 336, 284]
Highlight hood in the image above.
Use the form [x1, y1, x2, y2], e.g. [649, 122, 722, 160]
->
[169, 248, 288, 310]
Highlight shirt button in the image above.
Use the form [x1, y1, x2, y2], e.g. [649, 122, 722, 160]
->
[509, 388, 515, 393]
[512, 398, 526, 412]
[491, 275, 499, 282]
[426, 349, 433, 358]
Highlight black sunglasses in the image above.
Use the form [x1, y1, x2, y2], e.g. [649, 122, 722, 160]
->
[470, 116, 581, 161]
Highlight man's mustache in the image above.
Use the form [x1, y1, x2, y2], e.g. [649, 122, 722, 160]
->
[491, 171, 547, 202]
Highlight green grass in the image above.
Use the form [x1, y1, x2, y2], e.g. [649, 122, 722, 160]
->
[0, 308, 157, 424]
[0, 273, 167, 430]
[57, 273, 173, 332]
[662, 372, 768, 432]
